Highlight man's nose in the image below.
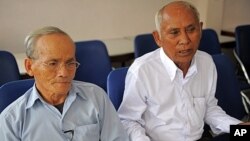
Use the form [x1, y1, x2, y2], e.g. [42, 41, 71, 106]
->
[179, 31, 191, 45]
[57, 64, 71, 77]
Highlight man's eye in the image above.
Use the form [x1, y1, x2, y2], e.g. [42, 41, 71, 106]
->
[68, 62, 75, 66]
[48, 62, 57, 66]
[186, 27, 195, 33]
[169, 30, 179, 35]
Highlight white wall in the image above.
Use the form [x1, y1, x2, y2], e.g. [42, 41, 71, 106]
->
[222, 0, 250, 30]
[187, 0, 250, 42]
[1, 0, 250, 54]
[0, 0, 166, 53]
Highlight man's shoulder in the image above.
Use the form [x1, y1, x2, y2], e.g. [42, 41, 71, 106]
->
[72, 80, 105, 92]
[196, 50, 213, 59]
[130, 48, 161, 71]
[195, 50, 214, 63]
[195, 50, 216, 71]
[0, 90, 30, 120]
[71, 80, 107, 99]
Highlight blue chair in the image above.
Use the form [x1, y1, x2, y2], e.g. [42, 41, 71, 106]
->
[0, 79, 34, 113]
[74, 40, 112, 92]
[198, 28, 222, 55]
[199, 28, 249, 90]
[107, 67, 128, 110]
[0, 50, 20, 86]
[134, 33, 158, 58]
[234, 25, 250, 86]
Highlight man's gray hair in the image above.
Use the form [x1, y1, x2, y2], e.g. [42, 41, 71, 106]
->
[24, 26, 70, 59]
[155, 1, 200, 32]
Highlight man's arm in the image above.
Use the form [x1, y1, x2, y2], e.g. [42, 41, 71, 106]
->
[98, 90, 130, 141]
[205, 64, 242, 134]
[118, 70, 151, 141]
[0, 113, 21, 141]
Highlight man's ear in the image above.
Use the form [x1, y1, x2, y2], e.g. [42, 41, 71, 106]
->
[199, 22, 203, 39]
[200, 22, 203, 30]
[152, 30, 161, 47]
[24, 58, 34, 77]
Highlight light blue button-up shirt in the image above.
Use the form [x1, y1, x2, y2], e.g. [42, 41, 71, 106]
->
[0, 80, 129, 141]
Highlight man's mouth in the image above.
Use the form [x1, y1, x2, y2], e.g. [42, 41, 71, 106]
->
[178, 49, 193, 56]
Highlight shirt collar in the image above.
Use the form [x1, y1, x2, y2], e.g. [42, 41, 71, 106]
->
[26, 84, 41, 109]
[160, 48, 197, 81]
[70, 83, 87, 100]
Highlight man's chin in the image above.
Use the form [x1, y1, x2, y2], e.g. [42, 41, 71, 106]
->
[54, 88, 71, 95]
[54, 83, 71, 90]
[54, 82, 71, 86]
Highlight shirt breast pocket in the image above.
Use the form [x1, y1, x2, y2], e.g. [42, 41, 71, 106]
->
[193, 97, 206, 119]
[73, 123, 100, 141]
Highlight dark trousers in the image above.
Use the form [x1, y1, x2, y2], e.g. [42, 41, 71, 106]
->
[197, 133, 230, 141]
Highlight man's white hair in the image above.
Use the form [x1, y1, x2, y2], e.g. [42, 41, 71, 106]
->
[154, 1, 200, 33]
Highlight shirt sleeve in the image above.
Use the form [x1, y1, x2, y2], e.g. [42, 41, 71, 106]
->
[0, 113, 21, 141]
[98, 89, 130, 141]
[204, 63, 242, 134]
[118, 69, 151, 141]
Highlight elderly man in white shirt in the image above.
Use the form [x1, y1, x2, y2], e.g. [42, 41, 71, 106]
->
[118, 1, 250, 141]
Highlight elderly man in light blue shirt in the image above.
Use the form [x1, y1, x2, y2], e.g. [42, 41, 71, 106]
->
[0, 26, 129, 141]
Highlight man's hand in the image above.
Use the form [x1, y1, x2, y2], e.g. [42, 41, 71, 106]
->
[239, 122, 250, 125]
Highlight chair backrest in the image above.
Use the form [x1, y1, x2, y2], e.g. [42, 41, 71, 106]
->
[0, 50, 20, 86]
[212, 54, 246, 119]
[235, 25, 250, 66]
[199, 28, 222, 55]
[107, 67, 128, 110]
[74, 40, 112, 92]
[134, 33, 158, 58]
[0, 79, 34, 113]
[234, 25, 250, 87]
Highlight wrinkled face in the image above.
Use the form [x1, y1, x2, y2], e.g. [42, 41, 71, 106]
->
[154, 4, 202, 67]
[25, 33, 76, 97]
